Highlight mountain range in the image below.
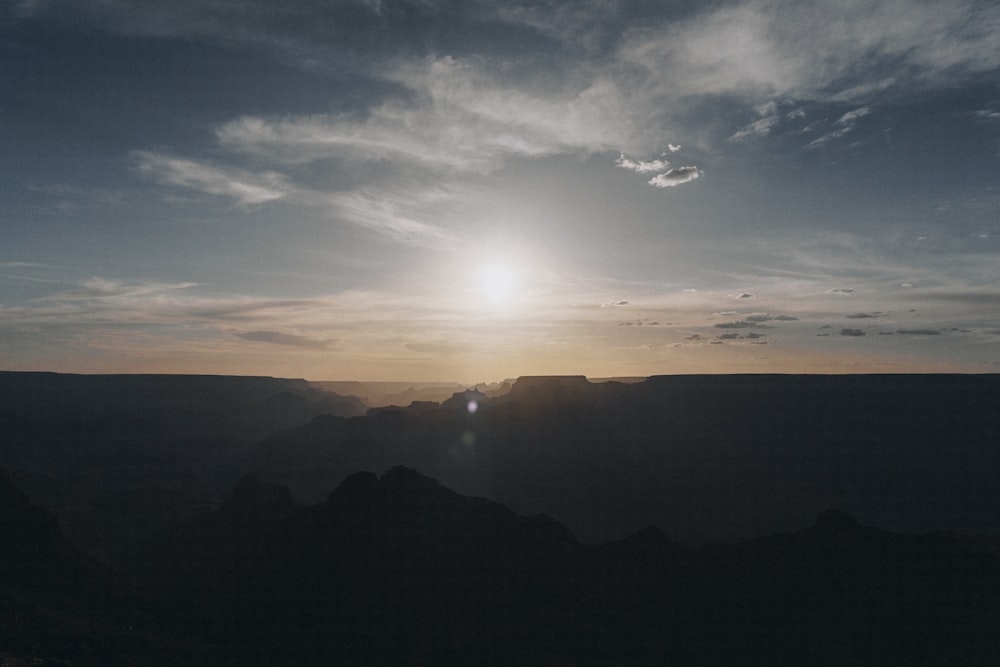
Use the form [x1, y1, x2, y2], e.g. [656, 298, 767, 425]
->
[2, 371, 999, 664]
[3, 464, 998, 665]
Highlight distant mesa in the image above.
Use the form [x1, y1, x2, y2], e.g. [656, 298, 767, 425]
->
[441, 387, 489, 411]
[507, 375, 592, 398]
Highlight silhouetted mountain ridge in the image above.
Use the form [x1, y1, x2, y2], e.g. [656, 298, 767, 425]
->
[137, 469, 1000, 665]
[3, 465, 999, 665]
[0, 371, 366, 563]
[261, 373, 1000, 544]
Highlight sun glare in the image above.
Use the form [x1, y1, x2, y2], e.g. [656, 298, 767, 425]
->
[477, 263, 519, 305]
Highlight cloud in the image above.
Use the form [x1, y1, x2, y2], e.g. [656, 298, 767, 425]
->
[132, 151, 291, 206]
[745, 313, 798, 322]
[405, 340, 469, 356]
[837, 107, 871, 124]
[806, 106, 870, 148]
[728, 292, 756, 300]
[322, 186, 458, 246]
[718, 333, 740, 340]
[217, 57, 631, 173]
[237, 330, 336, 350]
[615, 153, 669, 173]
[648, 166, 701, 188]
[714, 320, 756, 329]
[896, 328, 941, 335]
[667, 143, 682, 152]
[620, 0, 1000, 103]
[829, 288, 855, 294]
[46, 277, 198, 300]
[601, 300, 629, 307]
[729, 100, 794, 141]
[845, 312, 881, 319]
[839, 328, 866, 336]
[729, 115, 781, 141]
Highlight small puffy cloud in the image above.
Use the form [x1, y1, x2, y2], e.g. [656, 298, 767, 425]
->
[829, 288, 854, 294]
[745, 332, 766, 339]
[615, 153, 669, 173]
[718, 333, 740, 340]
[839, 328, 866, 336]
[846, 312, 881, 319]
[602, 300, 629, 307]
[728, 292, 755, 300]
[648, 166, 701, 188]
[667, 143, 682, 152]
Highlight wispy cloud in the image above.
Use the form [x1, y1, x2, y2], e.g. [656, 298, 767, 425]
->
[323, 188, 458, 246]
[730, 115, 781, 141]
[217, 57, 630, 173]
[236, 330, 337, 350]
[620, 0, 1000, 103]
[807, 106, 870, 148]
[44, 277, 198, 301]
[729, 100, 788, 140]
[133, 151, 291, 206]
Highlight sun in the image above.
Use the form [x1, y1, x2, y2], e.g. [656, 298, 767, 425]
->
[477, 262, 519, 305]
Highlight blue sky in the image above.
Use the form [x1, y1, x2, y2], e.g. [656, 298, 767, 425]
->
[3, 0, 1000, 381]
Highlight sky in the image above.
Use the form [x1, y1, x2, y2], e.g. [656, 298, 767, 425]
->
[2, 0, 1000, 382]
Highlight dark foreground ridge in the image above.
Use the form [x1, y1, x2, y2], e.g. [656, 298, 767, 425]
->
[3, 465, 999, 666]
